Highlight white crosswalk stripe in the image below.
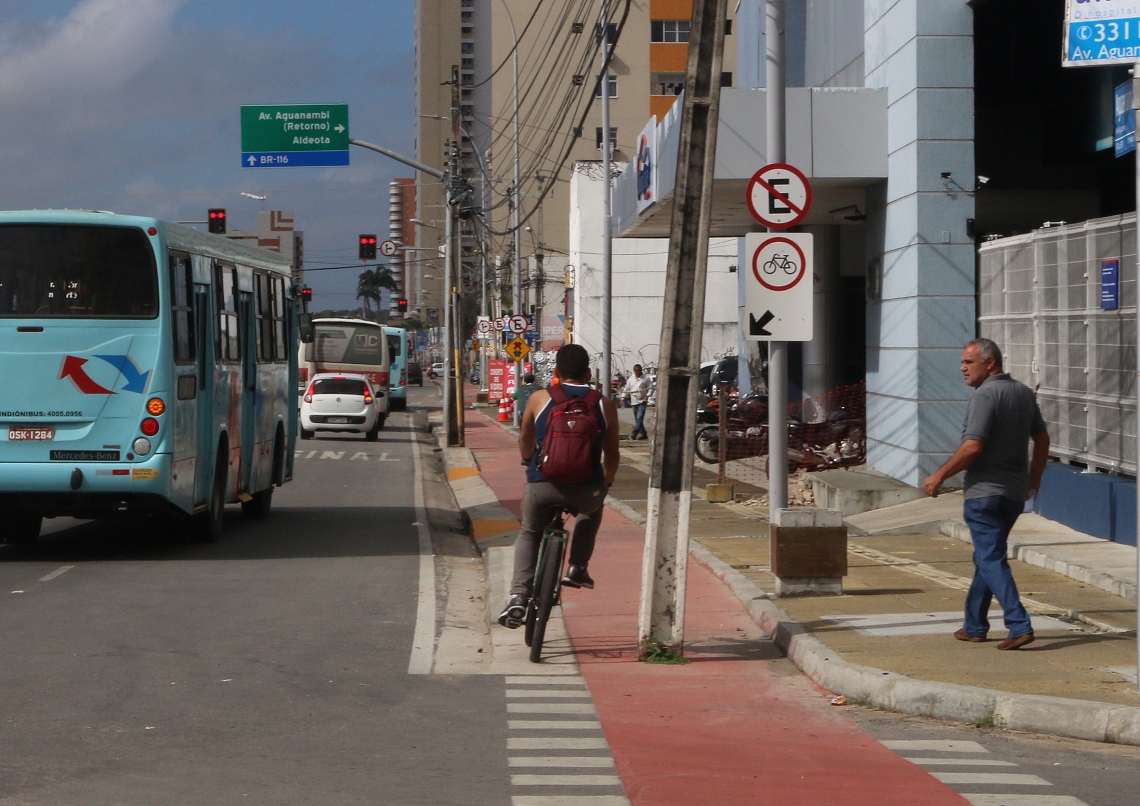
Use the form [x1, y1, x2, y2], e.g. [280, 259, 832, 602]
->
[505, 675, 629, 806]
[883, 736, 1090, 806]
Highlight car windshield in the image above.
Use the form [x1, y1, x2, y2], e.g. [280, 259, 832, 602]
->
[313, 378, 367, 396]
[0, 224, 158, 318]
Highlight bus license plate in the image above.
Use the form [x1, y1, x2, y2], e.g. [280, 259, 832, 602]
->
[327, 417, 348, 424]
[9, 426, 54, 441]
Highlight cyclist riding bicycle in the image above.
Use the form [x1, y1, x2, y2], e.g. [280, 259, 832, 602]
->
[498, 344, 621, 628]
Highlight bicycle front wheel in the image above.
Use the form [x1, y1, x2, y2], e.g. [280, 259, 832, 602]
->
[529, 536, 565, 664]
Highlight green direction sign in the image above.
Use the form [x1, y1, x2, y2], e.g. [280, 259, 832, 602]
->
[240, 103, 350, 168]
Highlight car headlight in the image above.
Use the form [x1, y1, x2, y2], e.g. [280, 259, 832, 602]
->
[132, 437, 152, 456]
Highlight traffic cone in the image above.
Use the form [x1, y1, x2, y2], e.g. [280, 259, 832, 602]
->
[498, 398, 510, 422]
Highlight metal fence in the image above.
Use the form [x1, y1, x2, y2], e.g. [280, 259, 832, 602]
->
[978, 214, 1138, 475]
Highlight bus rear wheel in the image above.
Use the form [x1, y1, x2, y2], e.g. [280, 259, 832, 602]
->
[191, 452, 227, 543]
[2, 512, 41, 544]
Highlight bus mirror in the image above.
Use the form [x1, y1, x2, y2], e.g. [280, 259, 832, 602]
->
[298, 313, 314, 344]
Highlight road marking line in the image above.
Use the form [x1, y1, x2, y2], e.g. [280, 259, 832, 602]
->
[511, 775, 623, 786]
[506, 690, 593, 698]
[882, 740, 989, 753]
[905, 757, 1017, 767]
[320, 451, 345, 460]
[932, 772, 1052, 786]
[509, 757, 616, 768]
[39, 566, 75, 582]
[378, 452, 400, 462]
[508, 703, 597, 714]
[407, 429, 437, 676]
[963, 796, 1088, 806]
[506, 676, 587, 685]
[508, 738, 610, 750]
[508, 720, 603, 730]
[511, 797, 630, 806]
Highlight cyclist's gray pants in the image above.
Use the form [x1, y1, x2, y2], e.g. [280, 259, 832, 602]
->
[511, 480, 608, 596]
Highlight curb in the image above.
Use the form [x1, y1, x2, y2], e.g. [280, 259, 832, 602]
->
[689, 543, 1140, 748]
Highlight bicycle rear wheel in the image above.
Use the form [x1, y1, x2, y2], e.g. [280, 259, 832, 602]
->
[529, 535, 565, 664]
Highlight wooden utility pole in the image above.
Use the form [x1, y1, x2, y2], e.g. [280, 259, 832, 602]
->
[637, 0, 728, 654]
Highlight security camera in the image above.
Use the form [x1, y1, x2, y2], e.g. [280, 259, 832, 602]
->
[941, 171, 952, 180]
[977, 175, 991, 186]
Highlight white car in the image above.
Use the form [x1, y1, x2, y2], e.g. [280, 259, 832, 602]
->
[300, 373, 384, 441]
[430, 362, 444, 378]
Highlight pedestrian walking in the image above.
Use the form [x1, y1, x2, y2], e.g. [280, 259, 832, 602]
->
[923, 338, 1050, 650]
[624, 364, 651, 440]
[515, 372, 541, 416]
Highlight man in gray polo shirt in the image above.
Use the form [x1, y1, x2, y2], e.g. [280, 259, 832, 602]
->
[924, 338, 1050, 651]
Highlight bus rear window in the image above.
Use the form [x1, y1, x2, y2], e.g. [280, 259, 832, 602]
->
[0, 224, 157, 318]
[313, 324, 385, 366]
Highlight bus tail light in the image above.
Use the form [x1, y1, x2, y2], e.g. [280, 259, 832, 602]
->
[400, 379, 405, 386]
[376, 372, 389, 387]
[146, 398, 165, 416]
[141, 418, 160, 437]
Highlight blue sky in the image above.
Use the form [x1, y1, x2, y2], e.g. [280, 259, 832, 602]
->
[0, 0, 415, 310]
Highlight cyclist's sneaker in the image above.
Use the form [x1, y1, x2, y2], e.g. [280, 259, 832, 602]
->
[561, 565, 594, 590]
[498, 595, 528, 628]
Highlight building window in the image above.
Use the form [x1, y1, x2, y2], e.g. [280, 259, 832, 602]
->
[595, 75, 618, 98]
[651, 20, 689, 43]
[596, 126, 617, 151]
[725, 18, 733, 36]
[651, 72, 686, 96]
[721, 71, 733, 88]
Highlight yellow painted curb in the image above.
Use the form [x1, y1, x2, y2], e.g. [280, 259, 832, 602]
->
[472, 518, 521, 540]
[447, 467, 481, 481]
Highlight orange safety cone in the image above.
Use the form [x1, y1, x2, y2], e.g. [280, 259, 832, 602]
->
[498, 398, 510, 422]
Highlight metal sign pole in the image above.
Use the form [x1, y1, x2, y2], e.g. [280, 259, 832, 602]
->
[765, 0, 788, 512]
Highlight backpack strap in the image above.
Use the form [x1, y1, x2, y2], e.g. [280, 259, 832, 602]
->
[548, 384, 569, 404]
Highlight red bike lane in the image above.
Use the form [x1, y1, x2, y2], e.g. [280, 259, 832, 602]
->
[463, 410, 968, 805]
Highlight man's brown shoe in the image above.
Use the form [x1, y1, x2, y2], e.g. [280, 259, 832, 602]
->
[996, 633, 1035, 651]
[954, 628, 986, 643]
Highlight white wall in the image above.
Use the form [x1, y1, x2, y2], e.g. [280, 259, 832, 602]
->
[570, 162, 739, 377]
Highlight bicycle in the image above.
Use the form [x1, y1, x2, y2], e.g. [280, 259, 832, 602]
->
[523, 507, 573, 663]
[762, 253, 798, 275]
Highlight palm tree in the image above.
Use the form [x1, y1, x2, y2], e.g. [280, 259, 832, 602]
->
[356, 266, 398, 321]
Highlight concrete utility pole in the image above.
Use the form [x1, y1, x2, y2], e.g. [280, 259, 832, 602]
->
[765, 0, 788, 512]
[449, 65, 465, 446]
[501, 0, 523, 425]
[600, 0, 613, 395]
[637, 0, 728, 655]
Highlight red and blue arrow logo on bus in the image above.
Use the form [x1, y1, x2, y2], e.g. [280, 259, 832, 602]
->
[59, 355, 151, 395]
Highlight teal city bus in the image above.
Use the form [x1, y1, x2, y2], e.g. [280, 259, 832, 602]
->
[0, 210, 303, 543]
[384, 325, 408, 411]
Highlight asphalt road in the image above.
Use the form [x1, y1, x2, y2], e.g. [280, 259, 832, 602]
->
[0, 385, 513, 805]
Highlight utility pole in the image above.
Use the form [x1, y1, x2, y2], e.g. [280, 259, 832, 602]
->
[637, 0, 728, 655]
[766, 0, 788, 511]
[600, 0, 613, 394]
[534, 174, 546, 354]
[449, 65, 465, 446]
[1133, 62, 1140, 692]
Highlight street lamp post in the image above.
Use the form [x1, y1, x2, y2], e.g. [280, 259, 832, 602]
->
[500, 0, 523, 424]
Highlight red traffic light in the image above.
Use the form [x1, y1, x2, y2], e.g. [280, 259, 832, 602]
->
[301, 286, 313, 301]
[397, 298, 408, 313]
[359, 234, 377, 260]
[207, 208, 227, 234]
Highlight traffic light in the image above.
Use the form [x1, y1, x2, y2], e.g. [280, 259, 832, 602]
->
[397, 298, 408, 314]
[358, 234, 377, 260]
[300, 286, 313, 305]
[207, 208, 227, 234]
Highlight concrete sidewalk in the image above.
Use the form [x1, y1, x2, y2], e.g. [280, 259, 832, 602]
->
[447, 397, 1140, 748]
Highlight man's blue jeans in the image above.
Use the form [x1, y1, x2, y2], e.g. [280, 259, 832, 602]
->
[962, 495, 1032, 638]
[631, 402, 648, 439]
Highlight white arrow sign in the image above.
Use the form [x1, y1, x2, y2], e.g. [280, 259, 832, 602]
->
[335, 124, 346, 133]
[247, 155, 257, 166]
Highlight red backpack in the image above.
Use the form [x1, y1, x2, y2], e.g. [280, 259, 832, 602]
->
[539, 385, 604, 484]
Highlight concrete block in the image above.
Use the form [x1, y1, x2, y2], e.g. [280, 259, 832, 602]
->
[887, 678, 997, 724]
[1106, 707, 1140, 747]
[774, 577, 844, 597]
[809, 469, 927, 516]
[706, 483, 734, 503]
[995, 694, 1111, 743]
[771, 507, 842, 527]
